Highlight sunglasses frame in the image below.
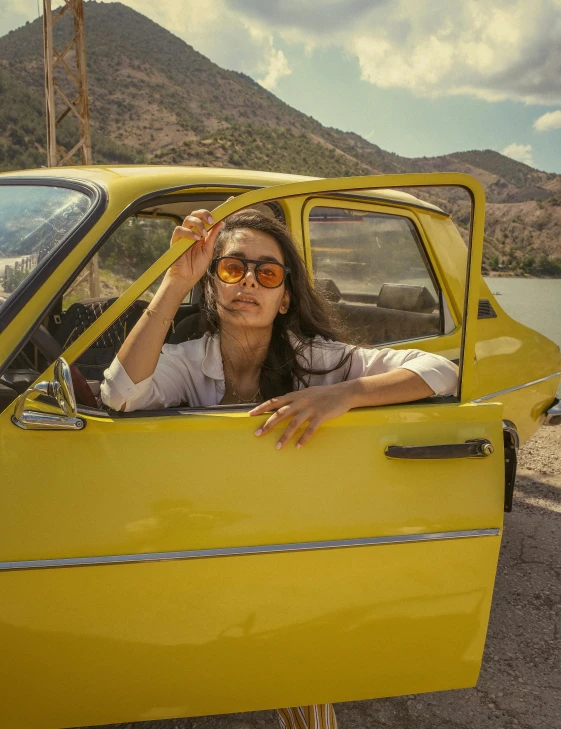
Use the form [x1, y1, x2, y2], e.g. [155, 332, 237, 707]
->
[210, 256, 291, 289]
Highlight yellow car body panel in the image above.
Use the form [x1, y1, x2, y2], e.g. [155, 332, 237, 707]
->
[1, 402, 504, 728]
[419, 213, 561, 442]
[0, 167, 559, 728]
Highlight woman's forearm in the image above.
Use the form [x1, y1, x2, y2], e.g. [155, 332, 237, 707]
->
[250, 367, 438, 449]
[116, 274, 194, 384]
[343, 367, 435, 408]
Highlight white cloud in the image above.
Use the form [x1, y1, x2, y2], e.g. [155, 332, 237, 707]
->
[257, 45, 292, 90]
[2, 0, 560, 104]
[533, 110, 561, 131]
[221, 0, 561, 105]
[502, 143, 534, 165]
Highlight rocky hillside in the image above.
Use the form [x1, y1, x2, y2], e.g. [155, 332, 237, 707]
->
[1, 1, 560, 275]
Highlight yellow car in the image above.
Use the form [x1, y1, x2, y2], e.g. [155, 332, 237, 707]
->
[0, 166, 559, 729]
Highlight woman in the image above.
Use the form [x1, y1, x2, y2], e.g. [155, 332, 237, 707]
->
[101, 207, 458, 729]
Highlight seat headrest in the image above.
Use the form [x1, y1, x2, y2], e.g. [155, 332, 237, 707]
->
[315, 277, 341, 303]
[377, 283, 437, 313]
[168, 310, 205, 344]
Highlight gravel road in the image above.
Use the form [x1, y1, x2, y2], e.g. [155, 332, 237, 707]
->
[83, 426, 561, 729]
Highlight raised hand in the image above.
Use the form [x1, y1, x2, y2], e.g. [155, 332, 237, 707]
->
[165, 209, 224, 292]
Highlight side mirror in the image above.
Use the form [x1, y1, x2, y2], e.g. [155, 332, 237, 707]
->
[12, 358, 85, 431]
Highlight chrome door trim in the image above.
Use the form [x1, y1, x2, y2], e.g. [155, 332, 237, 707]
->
[0, 528, 500, 572]
[473, 370, 561, 402]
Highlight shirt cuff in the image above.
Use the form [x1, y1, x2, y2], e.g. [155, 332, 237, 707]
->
[398, 356, 459, 396]
[100, 356, 153, 411]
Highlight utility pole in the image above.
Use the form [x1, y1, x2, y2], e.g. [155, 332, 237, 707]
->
[43, 0, 99, 296]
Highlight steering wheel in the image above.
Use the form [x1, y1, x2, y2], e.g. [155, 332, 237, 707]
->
[30, 325, 98, 408]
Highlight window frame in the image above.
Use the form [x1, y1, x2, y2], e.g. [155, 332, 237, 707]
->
[0, 177, 108, 331]
[0, 184, 268, 379]
[302, 196, 455, 346]
[13, 172, 484, 405]
[60, 212, 182, 310]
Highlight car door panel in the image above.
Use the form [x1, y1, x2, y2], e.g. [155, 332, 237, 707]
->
[0, 402, 503, 728]
[0, 404, 503, 561]
[0, 174, 503, 729]
[2, 530, 500, 727]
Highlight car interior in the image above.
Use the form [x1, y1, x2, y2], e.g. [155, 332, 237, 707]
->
[0, 193, 450, 414]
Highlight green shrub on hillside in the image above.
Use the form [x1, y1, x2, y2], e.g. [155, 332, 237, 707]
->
[99, 217, 175, 280]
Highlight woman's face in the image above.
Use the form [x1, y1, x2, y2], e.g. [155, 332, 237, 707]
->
[213, 229, 291, 331]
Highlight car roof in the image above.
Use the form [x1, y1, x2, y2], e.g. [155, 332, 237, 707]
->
[0, 165, 446, 215]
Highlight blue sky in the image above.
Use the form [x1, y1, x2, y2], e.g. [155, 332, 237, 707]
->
[2, 0, 561, 173]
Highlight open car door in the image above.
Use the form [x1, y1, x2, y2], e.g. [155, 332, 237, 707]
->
[0, 174, 504, 729]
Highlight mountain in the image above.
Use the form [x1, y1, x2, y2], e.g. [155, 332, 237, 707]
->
[1, 1, 560, 276]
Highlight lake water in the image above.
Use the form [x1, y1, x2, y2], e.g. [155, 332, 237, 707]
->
[484, 277, 561, 396]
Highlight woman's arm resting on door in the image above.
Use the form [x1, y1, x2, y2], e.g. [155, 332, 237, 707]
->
[251, 366, 440, 449]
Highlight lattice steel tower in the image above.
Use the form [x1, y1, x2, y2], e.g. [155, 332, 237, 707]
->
[43, 0, 92, 166]
[42, 0, 98, 294]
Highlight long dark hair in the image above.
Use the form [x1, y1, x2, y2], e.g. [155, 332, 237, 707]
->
[201, 209, 355, 400]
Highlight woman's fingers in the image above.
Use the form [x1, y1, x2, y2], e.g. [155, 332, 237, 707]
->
[191, 209, 215, 226]
[255, 404, 294, 436]
[170, 219, 222, 262]
[296, 419, 320, 448]
[182, 215, 207, 237]
[171, 211, 214, 244]
[170, 225, 203, 246]
[250, 396, 288, 417]
[276, 410, 312, 449]
[254, 403, 320, 449]
[252, 385, 351, 450]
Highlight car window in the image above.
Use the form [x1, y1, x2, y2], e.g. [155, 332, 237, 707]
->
[62, 216, 177, 308]
[37, 214, 197, 390]
[0, 184, 91, 304]
[307, 205, 442, 345]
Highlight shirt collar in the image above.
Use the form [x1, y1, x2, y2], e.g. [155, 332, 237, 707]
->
[201, 330, 312, 381]
[201, 332, 225, 381]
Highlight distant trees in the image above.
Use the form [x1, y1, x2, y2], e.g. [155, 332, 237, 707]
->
[99, 218, 174, 280]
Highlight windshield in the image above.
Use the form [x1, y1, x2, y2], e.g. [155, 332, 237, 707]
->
[0, 184, 92, 303]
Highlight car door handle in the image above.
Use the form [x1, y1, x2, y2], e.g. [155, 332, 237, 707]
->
[385, 439, 494, 459]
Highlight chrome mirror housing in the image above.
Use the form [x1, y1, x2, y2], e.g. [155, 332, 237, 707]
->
[52, 358, 78, 418]
[12, 357, 84, 431]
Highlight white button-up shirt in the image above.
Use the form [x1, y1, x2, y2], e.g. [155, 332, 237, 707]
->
[100, 332, 459, 412]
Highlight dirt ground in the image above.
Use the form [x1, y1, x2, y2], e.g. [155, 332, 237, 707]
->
[86, 426, 561, 729]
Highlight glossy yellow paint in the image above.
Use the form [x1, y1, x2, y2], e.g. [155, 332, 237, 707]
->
[419, 213, 561, 441]
[2, 539, 501, 728]
[0, 167, 558, 728]
[1, 401, 505, 728]
[1, 402, 505, 560]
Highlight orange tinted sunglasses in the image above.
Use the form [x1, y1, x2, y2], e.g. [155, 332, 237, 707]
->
[211, 256, 290, 288]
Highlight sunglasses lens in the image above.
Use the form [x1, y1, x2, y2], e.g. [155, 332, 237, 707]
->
[257, 263, 285, 288]
[217, 257, 245, 283]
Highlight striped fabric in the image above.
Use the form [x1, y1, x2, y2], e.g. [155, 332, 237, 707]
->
[276, 704, 338, 729]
